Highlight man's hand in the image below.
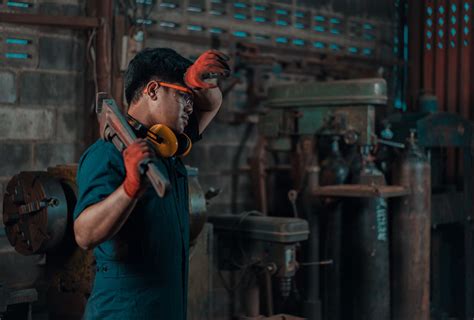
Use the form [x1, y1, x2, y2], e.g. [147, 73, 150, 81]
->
[123, 139, 153, 198]
[184, 50, 231, 89]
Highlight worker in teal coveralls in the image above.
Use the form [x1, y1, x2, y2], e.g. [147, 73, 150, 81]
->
[73, 48, 230, 319]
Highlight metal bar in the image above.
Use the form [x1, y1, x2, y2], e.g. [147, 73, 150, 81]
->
[112, 15, 126, 112]
[312, 184, 409, 198]
[463, 147, 474, 317]
[95, 0, 113, 94]
[446, 0, 459, 115]
[0, 12, 100, 29]
[447, 0, 459, 183]
[407, 0, 423, 110]
[434, 0, 447, 111]
[460, 0, 472, 120]
[146, 30, 399, 68]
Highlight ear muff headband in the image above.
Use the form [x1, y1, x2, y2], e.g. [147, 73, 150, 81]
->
[176, 133, 192, 157]
[148, 124, 178, 158]
[127, 114, 192, 158]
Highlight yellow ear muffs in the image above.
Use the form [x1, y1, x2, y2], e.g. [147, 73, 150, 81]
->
[147, 124, 178, 158]
[176, 133, 192, 157]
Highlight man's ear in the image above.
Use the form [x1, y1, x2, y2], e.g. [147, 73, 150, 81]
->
[145, 81, 159, 100]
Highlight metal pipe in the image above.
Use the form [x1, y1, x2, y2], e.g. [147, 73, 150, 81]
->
[0, 12, 100, 29]
[244, 273, 260, 318]
[95, 0, 113, 94]
[348, 157, 390, 320]
[391, 135, 431, 320]
[263, 269, 274, 316]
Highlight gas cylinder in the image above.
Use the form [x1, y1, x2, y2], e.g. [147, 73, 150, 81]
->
[391, 131, 431, 320]
[319, 136, 349, 320]
[343, 147, 390, 320]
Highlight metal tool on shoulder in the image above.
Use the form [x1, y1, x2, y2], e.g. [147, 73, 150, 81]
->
[95, 92, 170, 197]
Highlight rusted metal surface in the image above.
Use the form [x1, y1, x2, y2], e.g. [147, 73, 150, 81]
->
[461, 0, 473, 120]
[423, 0, 435, 93]
[344, 158, 390, 320]
[45, 165, 95, 320]
[188, 224, 213, 320]
[391, 136, 431, 320]
[318, 136, 348, 320]
[0, 285, 37, 319]
[407, 0, 422, 110]
[463, 142, 474, 318]
[94, 0, 112, 94]
[112, 15, 126, 112]
[434, 0, 447, 111]
[312, 184, 408, 198]
[187, 167, 207, 246]
[249, 137, 269, 215]
[0, 12, 100, 29]
[239, 314, 305, 320]
[3, 172, 68, 255]
[431, 192, 464, 225]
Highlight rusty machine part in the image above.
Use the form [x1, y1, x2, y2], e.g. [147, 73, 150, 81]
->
[3, 171, 69, 255]
[209, 213, 309, 319]
[344, 149, 390, 320]
[260, 78, 387, 150]
[258, 78, 388, 320]
[391, 132, 431, 320]
[387, 109, 474, 318]
[186, 166, 207, 247]
[318, 135, 349, 320]
[2, 164, 207, 319]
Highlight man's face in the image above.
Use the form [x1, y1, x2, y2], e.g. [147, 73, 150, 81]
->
[149, 82, 194, 134]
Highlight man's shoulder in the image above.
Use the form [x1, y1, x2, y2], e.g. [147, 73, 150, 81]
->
[78, 139, 122, 169]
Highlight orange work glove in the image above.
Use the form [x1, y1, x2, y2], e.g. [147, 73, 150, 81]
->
[122, 139, 154, 198]
[184, 49, 231, 89]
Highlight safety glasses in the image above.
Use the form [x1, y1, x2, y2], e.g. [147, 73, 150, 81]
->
[144, 81, 194, 107]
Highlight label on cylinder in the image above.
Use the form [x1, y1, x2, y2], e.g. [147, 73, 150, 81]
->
[375, 198, 388, 241]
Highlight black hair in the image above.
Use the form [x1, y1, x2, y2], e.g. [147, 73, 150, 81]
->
[124, 48, 192, 105]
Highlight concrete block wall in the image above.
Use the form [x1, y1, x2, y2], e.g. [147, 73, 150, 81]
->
[0, 0, 87, 290]
[0, 1, 87, 226]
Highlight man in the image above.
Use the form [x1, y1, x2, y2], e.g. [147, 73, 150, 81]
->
[73, 48, 230, 319]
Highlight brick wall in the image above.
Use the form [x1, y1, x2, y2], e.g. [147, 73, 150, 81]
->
[0, 0, 87, 226]
[0, 0, 87, 291]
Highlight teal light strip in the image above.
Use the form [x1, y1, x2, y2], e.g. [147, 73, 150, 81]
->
[234, 13, 247, 20]
[276, 37, 288, 43]
[348, 47, 358, 53]
[187, 25, 203, 31]
[7, 1, 31, 8]
[293, 39, 305, 46]
[234, 2, 247, 8]
[313, 41, 326, 49]
[210, 27, 223, 34]
[6, 38, 29, 45]
[314, 15, 325, 22]
[6, 52, 29, 59]
[233, 31, 249, 38]
[295, 23, 305, 29]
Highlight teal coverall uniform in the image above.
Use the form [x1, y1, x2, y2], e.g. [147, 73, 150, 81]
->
[74, 119, 199, 319]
